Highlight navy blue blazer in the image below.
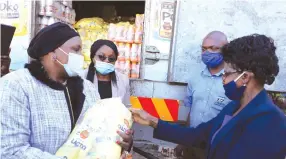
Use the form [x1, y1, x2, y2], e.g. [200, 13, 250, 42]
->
[154, 90, 286, 159]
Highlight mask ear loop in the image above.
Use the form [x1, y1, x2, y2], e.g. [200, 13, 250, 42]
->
[56, 59, 64, 66]
[53, 53, 64, 66]
[58, 48, 69, 55]
[56, 48, 69, 66]
[234, 71, 247, 85]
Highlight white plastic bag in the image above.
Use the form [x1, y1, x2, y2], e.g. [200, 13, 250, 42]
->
[56, 98, 133, 159]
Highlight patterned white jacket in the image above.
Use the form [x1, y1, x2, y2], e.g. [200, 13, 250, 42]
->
[0, 69, 100, 159]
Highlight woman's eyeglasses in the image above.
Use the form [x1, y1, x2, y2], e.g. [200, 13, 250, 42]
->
[222, 71, 239, 78]
[97, 55, 117, 63]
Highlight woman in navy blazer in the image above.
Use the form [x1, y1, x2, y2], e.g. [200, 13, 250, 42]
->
[130, 34, 286, 159]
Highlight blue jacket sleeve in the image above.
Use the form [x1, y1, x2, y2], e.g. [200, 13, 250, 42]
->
[153, 118, 215, 147]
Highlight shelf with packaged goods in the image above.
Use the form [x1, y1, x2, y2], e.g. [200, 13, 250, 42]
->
[38, 14, 75, 26]
[59, 1, 73, 9]
[75, 14, 144, 79]
[111, 40, 142, 45]
[38, 1, 76, 25]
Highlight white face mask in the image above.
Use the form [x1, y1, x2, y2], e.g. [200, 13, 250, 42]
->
[57, 48, 84, 77]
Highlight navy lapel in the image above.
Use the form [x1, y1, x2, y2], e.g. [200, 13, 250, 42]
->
[208, 89, 270, 157]
[209, 101, 239, 139]
[206, 101, 239, 158]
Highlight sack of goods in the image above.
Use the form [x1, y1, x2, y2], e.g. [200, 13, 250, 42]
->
[56, 98, 133, 159]
[74, 17, 109, 68]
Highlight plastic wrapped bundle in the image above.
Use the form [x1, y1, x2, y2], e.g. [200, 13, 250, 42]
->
[74, 17, 105, 29]
[56, 98, 133, 159]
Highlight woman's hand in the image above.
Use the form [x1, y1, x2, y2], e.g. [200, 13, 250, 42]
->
[119, 151, 132, 159]
[174, 144, 185, 157]
[129, 108, 159, 128]
[116, 129, 134, 152]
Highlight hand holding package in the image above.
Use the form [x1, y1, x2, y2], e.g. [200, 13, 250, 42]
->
[56, 98, 133, 159]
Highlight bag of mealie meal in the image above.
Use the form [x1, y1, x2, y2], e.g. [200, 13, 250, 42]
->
[56, 98, 133, 159]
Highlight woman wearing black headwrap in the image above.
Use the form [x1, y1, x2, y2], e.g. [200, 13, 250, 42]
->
[0, 23, 133, 158]
[84, 39, 130, 105]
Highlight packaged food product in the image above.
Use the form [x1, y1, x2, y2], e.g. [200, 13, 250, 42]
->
[45, 0, 54, 16]
[134, 27, 143, 43]
[130, 44, 138, 62]
[124, 60, 131, 77]
[65, 7, 71, 23]
[77, 29, 87, 38]
[74, 17, 105, 30]
[117, 43, 126, 61]
[84, 40, 93, 51]
[39, 0, 46, 16]
[70, 9, 76, 24]
[115, 24, 125, 41]
[130, 62, 137, 79]
[96, 30, 108, 40]
[103, 22, 109, 30]
[119, 61, 125, 73]
[56, 98, 133, 159]
[137, 44, 142, 62]
[68, 1, 73, 8]
[83, 51, 91, 62]
[108, 23, 116, 41]
[83, 61, 89, 69]
[114, 42, 119, 48]
[62, 0, 68, 6]
[124, 44, 131, 61]
[126, 25, 135, 43]
[122, 24, 129, 42]
[60, 4, 66, 21]
[53, 2, 61, 19]
[88, 29, 99, 41]
[135, 14, 144, 29]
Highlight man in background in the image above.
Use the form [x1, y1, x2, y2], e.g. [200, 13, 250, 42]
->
[175, 31, 231, 159]
[1, 48, 11, 77]
[1, 24, 14, 77]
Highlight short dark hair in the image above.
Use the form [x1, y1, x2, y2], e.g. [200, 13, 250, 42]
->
[221, 34, 279, 85]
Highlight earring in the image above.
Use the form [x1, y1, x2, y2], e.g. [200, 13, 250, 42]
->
[52, 55, 57, 60]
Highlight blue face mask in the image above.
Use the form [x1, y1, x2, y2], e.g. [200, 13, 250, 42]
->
[95, 60, 115, 75]
[201, 51, 223, 68]
[223, 72, 246, 100]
